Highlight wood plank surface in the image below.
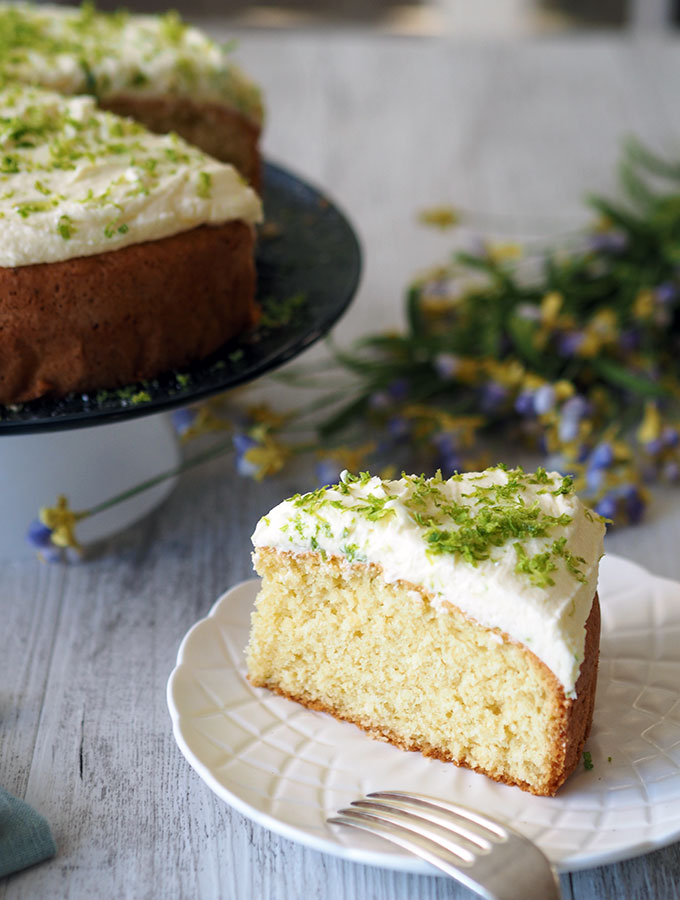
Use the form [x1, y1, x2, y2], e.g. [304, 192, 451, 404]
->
[1, 28, 680, 900]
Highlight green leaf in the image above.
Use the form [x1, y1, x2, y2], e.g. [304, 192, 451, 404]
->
[406, 286, 425, 339]
[624, 137, 680, 182]
[591, 359, 670, 398]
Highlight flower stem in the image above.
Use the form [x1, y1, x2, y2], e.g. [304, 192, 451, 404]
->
[84, 436, 235, 518]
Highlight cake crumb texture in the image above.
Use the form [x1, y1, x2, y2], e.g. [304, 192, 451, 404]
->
[248, 547, 600, 796]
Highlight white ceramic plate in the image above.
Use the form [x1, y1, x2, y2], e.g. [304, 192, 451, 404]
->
[167, 554, 680, 874]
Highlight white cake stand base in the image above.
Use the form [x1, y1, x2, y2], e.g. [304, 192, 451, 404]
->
[0, 414, 180, 559]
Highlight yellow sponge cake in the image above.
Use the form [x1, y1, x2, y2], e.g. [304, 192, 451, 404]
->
[246, 466, 606, 796]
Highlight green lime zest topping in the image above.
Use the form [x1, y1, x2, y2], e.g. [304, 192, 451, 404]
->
[159, 10, 187, 44]
[197, 170, 212, 199]
[57, 213, 75, 239]
[342, 543, 361, 562]
[282, 467, 595, 589]
[514, 544, 558, 588]
[353, 493, 397, 522]
[258, 293, 307, 329]
[583, 751, 594, 771]
[551, 536, 587, 583]
[0, 4, 263, 123]
[424, 501, 570, 568]
[552, 475, 574, 495]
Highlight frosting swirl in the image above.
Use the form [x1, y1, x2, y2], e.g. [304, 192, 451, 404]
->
[0, 84, 262, 266]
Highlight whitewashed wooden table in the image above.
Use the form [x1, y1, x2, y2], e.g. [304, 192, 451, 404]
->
[2, 27, 680, 900]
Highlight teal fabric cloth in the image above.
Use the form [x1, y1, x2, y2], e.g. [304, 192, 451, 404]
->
[0, 788, 56, 878]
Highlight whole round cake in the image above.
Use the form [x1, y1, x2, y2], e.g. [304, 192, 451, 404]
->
[247, 466, 606, 796]
[0, 2, 263, 186]
[0, 83, 262, 404]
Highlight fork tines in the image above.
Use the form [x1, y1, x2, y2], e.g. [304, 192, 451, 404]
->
[328, 791, 561, 900]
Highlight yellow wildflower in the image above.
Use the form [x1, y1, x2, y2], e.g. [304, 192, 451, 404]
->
[576, 308, 619, 357]
[243, 435, 291, 480]
[637, 401, 662, 445]
[541, 291, 563, 327]
[554, 380, 575, 401]
[320, 442, 376, 473]
[486, 242, 522, 264]
[633, 289, 655, 321]
[418, 206, 460, 229]
[178, 403, 232, 443]
[484, 358, 525, 388]
[39, 495, 84, 550]
[246, 404, 292, 430]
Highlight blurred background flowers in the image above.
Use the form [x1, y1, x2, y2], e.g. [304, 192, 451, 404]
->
[31, 138, 680, 556]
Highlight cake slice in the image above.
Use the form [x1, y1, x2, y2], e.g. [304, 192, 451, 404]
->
[0, 2, 263, 186]
[247, 467, 606, 796]
[0, 84, 262, 404]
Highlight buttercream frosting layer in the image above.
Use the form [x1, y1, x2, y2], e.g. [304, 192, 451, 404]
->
[252, 467, 606, 696]
[0, 2, 263, 124]
[0, 84, 262, 266]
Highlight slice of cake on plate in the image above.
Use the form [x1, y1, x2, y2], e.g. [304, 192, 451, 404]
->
[247, 466, 606, 796]
[0, 2, 263, 187]
[0, 84, 262, 404]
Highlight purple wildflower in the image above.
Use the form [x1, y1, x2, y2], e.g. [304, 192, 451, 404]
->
[233, 433, 259, 477]
[643, 437, 664, 457]
[622, 485, 646, 525]
[655, 282, 677, 305]
[589, 442, 614, 470]
[434, 353, 460, 380]
[586, 467, 605, 493]
[515, 390, 535, 417]
[594, 494, 618, 522]
[26, 519, 53, 550]
[368, 391, 391, 411]
[663, 427, 679, 448]
[533, 385, 556, 415]
[588, 230, 628, 254]
[558, 395, 589, 443]
[387, 416, 410, 439]
[557, 331, 585, 357]
[316, 459, 342, 487]
[26, 520, 74, 562]
[171, 407, 198, 437]
[618, 329, 640, 352]
[481, 381, 508, 413]
[432, 432, 463, 475]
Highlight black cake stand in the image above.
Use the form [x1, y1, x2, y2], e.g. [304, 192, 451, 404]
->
[0, 163, 362, 556]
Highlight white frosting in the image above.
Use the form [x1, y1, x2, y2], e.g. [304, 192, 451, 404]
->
[0, 85, 262, 266]
[252, 468, 606, 696]
[0, 3, 263, 123]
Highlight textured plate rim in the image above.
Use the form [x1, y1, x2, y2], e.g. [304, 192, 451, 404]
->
[167, 553, 680, 876]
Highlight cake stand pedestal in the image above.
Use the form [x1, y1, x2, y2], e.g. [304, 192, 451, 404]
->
[0, 414, 180, 559]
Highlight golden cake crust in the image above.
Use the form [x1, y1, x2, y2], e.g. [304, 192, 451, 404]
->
[0, 221, 257, 404]
[99, 94, 262, 190]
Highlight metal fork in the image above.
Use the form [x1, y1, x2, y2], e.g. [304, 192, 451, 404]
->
[328, 791, 562, 900]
